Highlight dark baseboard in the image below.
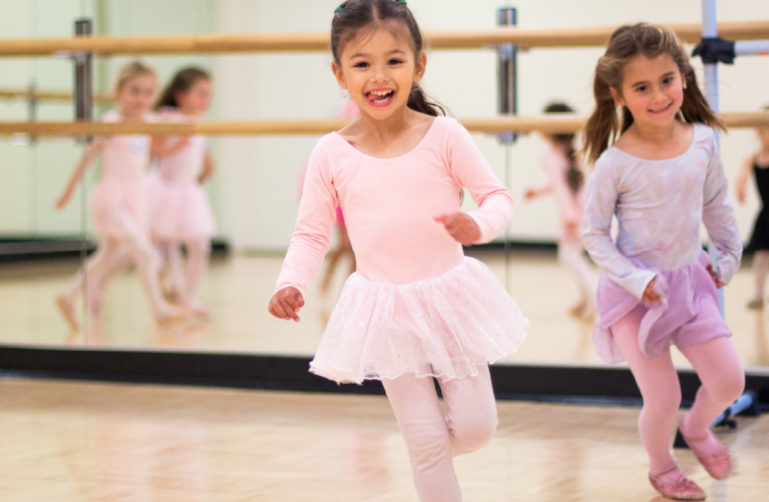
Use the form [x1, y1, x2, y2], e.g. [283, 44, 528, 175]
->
[1, 346, 767, 410]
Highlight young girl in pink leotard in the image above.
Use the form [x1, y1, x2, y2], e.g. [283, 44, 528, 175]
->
[55, 61, 184, 329]
[269, 2, 528, 500]
[148, 67, 216, 315]
[525, 102, 597, 322]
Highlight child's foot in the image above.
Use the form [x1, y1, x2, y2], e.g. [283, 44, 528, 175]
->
[746, 298, 764, 310]
[156, 306, 188, 326]
[648, 467, 706, 500]
[679, 421, 732, 479]
[55, 295, 79, 331]
[186, 301, 213, 318]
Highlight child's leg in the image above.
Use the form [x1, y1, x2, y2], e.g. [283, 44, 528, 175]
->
[611, 306, 682, 475]
[558, 238, 597, 310]
[678, 335, 744, 456]
[381, 367, 496, 502]
[184, 237, 211, 311]
[382, 374, 461, 502]
[439, 365, 498, 456]
[118, 219, 181, 320]
[750, 250, 769, 304]
[161, 241, 186, 299]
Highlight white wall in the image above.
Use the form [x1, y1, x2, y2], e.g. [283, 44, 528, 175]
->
[213, 0, 769, 250]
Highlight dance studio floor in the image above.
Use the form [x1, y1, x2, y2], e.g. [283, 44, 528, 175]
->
[0, 377, 767, 502]
[0, 248, 767, 371]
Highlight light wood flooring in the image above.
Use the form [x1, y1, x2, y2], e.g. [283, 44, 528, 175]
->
[0, 378, 767, 501]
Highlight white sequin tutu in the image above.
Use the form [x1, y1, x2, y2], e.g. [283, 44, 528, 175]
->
[310, 256, 529, 384]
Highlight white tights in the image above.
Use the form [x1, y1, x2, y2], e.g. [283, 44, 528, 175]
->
[381, 365, 497, 502]
[159, 239, 210, 308]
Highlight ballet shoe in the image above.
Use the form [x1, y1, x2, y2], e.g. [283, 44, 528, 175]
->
[679, 427, 732, 480]
[55, 295, 79, 331]
[746, 298, 764, 310]
[648, 467, 706, 500]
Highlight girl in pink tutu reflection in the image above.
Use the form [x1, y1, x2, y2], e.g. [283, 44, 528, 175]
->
[55, 62, 185, 330]
[147, 67, 216, 316]
[268, 1, 527, 500]
[582, 23, 743, 501]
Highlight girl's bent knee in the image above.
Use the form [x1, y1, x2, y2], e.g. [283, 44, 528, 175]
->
[452, 414, 497, 455]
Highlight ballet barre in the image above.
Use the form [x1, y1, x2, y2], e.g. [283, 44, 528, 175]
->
[0, 20, 768, 56]
[0, 112, 766, 137]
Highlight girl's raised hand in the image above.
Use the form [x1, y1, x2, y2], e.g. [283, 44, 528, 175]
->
[434, 212, 481, 246]
[268, 286, 305, 322]
[55, 188, 74, 210]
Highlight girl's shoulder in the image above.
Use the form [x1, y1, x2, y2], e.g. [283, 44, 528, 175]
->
[101, 108, 122, 123]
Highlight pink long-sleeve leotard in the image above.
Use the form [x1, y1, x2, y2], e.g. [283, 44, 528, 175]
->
[275, 116, 528, 384]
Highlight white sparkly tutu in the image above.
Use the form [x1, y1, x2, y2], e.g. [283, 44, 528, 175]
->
[310, 256, 529, 384]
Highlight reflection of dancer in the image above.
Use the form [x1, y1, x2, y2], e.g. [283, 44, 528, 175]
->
[320, 100, 359, 295]
[524, 102, 596, 322]
[736, 112, 769, 309]
[582, 24, 744, 501]
[148, 67, 216, 315]
[269, 2, 527, 500]
[54, 62, 184, 329]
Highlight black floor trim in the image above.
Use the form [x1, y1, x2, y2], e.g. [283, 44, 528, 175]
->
[2, 346, 768, 410]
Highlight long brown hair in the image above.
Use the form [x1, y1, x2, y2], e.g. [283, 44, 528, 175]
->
[155, 66, 210, 110]
[331, 0, 444, 116]
[544, 102, 583, 194]
[583, 23, 724, 165]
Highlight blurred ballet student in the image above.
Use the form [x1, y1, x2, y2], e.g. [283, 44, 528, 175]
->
[269, 1, 528, 501]
[524, 102, 596, 321]
[55, 61, 185, 329]
[582, 23, 743, 500]
[319, 99, 359, 295]
[736, 106, 769, 309]
[147, 67, 216, 316]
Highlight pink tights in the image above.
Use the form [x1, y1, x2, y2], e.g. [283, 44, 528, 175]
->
[381, 365, 497, 502]
[611, 305, 744, 475]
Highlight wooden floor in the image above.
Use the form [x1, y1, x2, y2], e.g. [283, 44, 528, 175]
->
[0, 377, 767, 501]
[0, 249, 767, 371]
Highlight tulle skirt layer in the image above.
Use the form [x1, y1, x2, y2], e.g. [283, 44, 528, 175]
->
[89, 181, 148, 239]
[146, 173, 215, 241]
[594, 251, 731, 364]
[310, 256, 529, 384]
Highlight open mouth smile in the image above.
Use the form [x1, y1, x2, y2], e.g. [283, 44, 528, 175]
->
[366, 89, 395, 107]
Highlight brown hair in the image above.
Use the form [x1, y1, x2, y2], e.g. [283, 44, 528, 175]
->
[583, 23, 724, 165]
[155, 66, 211, 110]
[544, 102, 584, 194]
[114, 61, 157, 93]
[331, 0, 444, 116]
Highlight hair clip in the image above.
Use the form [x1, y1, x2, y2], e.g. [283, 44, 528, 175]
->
[334, 6, 342, 12]
[397, 0, 407, 4]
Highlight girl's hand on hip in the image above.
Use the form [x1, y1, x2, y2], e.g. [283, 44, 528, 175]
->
[642, 277, 660, 303]
[269, 287, 305, 322]
[434, 212, 481, 246]
[706, 264, 725, 288]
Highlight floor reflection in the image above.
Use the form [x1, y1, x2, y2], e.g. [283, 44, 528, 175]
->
[0, 250, 766, 370]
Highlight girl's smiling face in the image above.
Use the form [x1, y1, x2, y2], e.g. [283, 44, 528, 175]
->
[116, 74, 157, 119]
[176, 78, 213, 116]
[332, 24, 425, 120]
[610, 53, 685, 130]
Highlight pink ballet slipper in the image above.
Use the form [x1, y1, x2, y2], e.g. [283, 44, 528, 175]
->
[649, 467, 706, 500]
[679, 428, 732, 480]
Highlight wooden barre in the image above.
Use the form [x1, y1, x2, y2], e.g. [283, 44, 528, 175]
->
[0, 21, 767, 56]
[0, 88, 113, 104]
[0, 113, 766, 136]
